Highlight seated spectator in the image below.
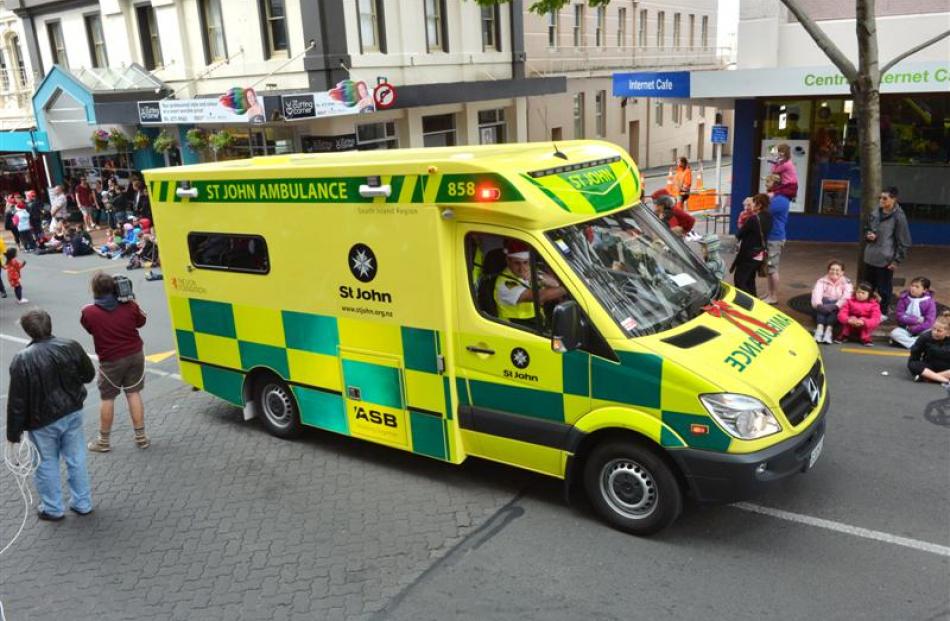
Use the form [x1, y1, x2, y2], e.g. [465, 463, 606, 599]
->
[835, 282, 881, 346]
[890, 277, 936, 349]
[908, 313, 950, 392]
[811, 260, 853, 344]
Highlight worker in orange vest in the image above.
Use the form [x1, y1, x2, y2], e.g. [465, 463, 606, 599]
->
[671, 157, 693, 209]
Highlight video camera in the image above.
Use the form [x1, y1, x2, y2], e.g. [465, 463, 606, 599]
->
[113, 275, 135, 303]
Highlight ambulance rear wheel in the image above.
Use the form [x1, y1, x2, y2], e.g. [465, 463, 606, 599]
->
[256, 378, 302, 439]
[583, 440, 682, 536]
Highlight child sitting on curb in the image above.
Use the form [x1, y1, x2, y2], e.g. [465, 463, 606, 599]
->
[810, 259, 852, 344]
[836, 282, 881, 346]
[908, 313, 950, 393]
[890, 277, 937, 349]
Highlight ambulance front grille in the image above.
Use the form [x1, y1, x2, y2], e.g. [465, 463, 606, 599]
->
[780, 361, 824, 427]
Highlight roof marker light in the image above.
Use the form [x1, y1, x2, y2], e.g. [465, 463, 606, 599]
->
[477, 185, 501, 202]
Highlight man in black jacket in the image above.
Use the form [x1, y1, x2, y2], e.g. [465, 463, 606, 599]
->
[6, 309, 96, 521]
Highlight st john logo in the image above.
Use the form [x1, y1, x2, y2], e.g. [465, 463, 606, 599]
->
[511, 348, 530, 369]
[348, 243, 377, 283]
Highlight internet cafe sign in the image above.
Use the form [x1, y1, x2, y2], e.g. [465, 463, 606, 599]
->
[274, 79, 377, 121]
[138, 87, 265, 125]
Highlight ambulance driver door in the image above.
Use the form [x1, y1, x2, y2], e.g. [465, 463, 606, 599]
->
[455, 226, 591, 475]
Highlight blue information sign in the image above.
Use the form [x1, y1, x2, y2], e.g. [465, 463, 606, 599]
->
[711, 125, 729, 144]
[612, 71, 691, 98]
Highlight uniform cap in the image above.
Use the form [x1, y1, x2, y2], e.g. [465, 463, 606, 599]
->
[504, 239, 531, 260]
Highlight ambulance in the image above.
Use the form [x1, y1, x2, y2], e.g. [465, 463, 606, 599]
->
[144, 140, 827, 535]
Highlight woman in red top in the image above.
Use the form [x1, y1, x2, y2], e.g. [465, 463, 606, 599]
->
[650, 189, 696, 236]
[3, 247, 27, 303]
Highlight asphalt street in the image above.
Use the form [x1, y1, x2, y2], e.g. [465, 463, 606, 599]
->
[0, 247, 948, 621]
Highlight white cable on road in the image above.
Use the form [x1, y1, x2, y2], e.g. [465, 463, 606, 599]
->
[733, 502, 950, 558]
[1, 436, 40, 558]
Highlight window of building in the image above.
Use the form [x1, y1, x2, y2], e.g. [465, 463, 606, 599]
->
[188, 233, 270, 275]
[595, 90, 606, 137]
[638, 9, 647, 47]
[481, 5, 501, 51]
[617, 7, 626, 47]
[689, 14, 695, 49]
[686, 105, 693, 121]
[425, 0, 447, 52]
[135, 5, 163, 69]
[199, 0, 227, 63]
[656, 11, 665, 49]
[47, 21, 68, 68]
[63, 154, 135, 190]
[478, 109, 506, 144]
[673, 13, 681, 48]
[11, 36, 26, 86]
[356, 121, 398, 150]
[547, 11, 558, 48]
[84, 14, 108, 68]
[699, 105, 705, 117]
[701, 15, 709, 48]
[573, 4, 584, 48]
[0, 51, 9, 91]
[259, 0, 288, 57]
[422, 113, 456, 147]
[357, 0, 386, 53]
[655, 101, 663, 126]
[595, 6, 605, 47]
[573, 92, 585, 138]
[672, 104, 681, 125]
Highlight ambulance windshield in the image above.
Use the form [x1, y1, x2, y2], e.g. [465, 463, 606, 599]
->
[546, 203, 719, 337]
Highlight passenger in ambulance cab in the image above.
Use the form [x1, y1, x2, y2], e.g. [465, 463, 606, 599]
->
[494, 239, 566, 327]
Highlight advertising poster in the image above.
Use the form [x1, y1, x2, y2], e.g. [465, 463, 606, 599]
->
[138, 88, 265, 125]
[274, 80, 376, 122]
[819, 179, 850, 215]
[759, 139, 809, 213]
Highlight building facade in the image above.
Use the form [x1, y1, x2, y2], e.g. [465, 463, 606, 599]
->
[694, 0, 949, 244]
[523, 0, 727, 170]
[0, 1, 42, 193]
[9, 0, 564, 187]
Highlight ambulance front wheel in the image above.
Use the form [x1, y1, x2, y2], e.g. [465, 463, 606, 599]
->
[583, 440, 682, 536]
[255, 377, 302, 439]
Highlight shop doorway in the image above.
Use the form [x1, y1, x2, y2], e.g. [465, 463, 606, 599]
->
[628, 121, 640, 162]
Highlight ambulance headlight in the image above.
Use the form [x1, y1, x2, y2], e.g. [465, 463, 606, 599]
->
[699, 394, 781, 440]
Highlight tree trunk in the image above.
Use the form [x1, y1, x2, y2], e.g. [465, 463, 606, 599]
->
[854, 0, 881, 282]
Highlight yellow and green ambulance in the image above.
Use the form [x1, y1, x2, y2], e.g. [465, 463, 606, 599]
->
[145, 140, 827, 535]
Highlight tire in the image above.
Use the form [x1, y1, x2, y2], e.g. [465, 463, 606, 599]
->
[583, 440, 682, 536]
[255, 377, 303, 439]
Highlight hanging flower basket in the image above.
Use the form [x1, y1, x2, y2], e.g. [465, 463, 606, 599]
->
[108, 128, 131, 152]
[132, 131, 152, 150]
[91, 129, 110, 151]
[185, 128, 209, 151]
[152, 130, 177, 153]
[209, 129, 235, 153]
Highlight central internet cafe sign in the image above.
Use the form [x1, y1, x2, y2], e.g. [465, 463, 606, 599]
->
[274, 79, 377, 122]
[138, 87, 265, 125]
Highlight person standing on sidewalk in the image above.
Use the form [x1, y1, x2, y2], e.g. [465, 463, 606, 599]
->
[731, 193, 772, 297]
[671, 157, 693, 210]
[81, 271, 150, 452]
[863, 187, 911, 320]
[75, 178, 95, 231]
[6, 309, 96, 521]
[763, 174, 790, 304]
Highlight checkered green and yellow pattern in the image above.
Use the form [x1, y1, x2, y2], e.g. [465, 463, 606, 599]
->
[169, 296, 456, 463]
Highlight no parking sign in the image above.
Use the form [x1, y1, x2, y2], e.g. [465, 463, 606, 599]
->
[373, 82, 397, 109]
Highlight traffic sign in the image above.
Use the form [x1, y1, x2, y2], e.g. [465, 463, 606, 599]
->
[711, 125, 729, 144]
[373, 82, 397, 109]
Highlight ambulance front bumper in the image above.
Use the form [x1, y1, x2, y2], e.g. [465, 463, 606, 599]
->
[669, 396, 828, 504]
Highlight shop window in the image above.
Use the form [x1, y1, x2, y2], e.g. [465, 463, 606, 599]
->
[47, 21, 68, 68]
[356, 121, 398, 150]
[425, 0, 447, 53]
[547, 11, 558, 48]
[200, 0, 228, 64]
[63, 154, 135, 189]
[136, 5, 163, 70]
[595, 90, 606, 137]
[638, 9, 647, 48]
[573, 4, 584, 48]
[573, 92, 585, 138]
[259, 0, 288, 58]
[84, 14, 108, 69]
[188, 232, 270, 274]
[358, 0, 385, 54]
[478, 109, 506, 144]
[422, 113, 456, 147]
[481, 5, 501, 51]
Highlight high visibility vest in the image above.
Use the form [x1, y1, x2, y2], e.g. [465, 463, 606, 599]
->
[494, 269, 535, 321]
[471, 245, 484, 284]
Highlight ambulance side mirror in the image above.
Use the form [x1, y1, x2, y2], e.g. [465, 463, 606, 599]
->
[551, 301, 584, 353]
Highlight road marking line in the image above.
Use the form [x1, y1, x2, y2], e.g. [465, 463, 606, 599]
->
[145, 350, 176, 363]
[0, 333, 180, 381]
[62, 263, 126, 275]
[839, 347, 909, 358]
[733, 502, 950, 558]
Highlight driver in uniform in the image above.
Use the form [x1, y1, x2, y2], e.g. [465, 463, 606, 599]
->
[494, 240, 566, 326]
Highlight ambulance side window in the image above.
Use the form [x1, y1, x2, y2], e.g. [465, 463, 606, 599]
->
[188, 232, 270, 274]
[466, 232, 572, 336]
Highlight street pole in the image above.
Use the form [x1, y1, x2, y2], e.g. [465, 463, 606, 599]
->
[715, 141, 722, 211]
